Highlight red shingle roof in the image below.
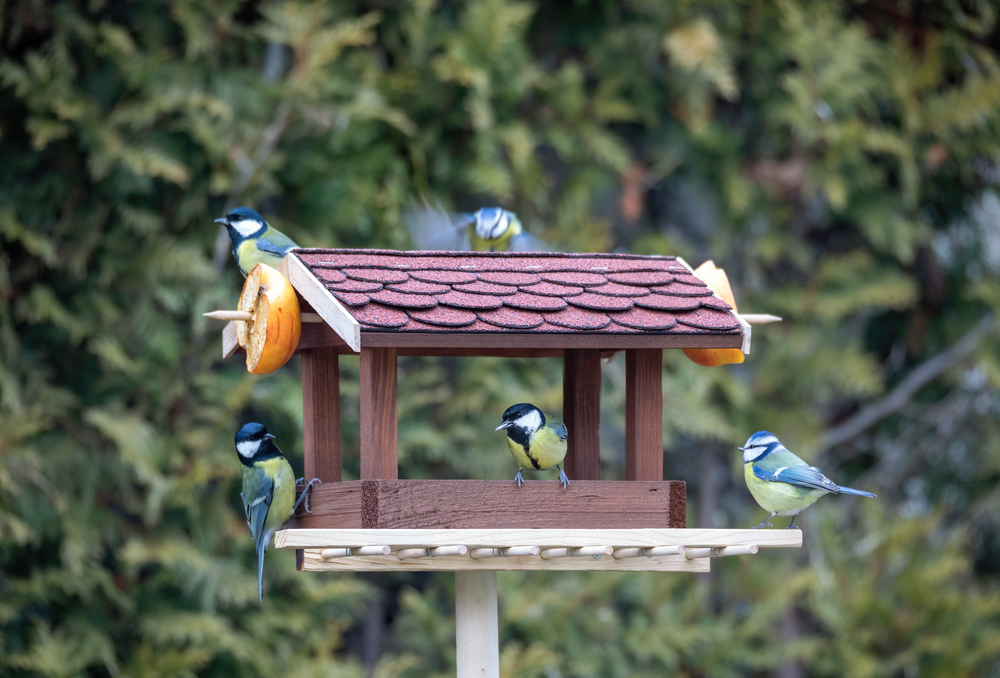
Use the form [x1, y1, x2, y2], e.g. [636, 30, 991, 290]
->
[293, 250, 742, 335]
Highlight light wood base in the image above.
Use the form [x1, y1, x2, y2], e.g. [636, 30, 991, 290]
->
[276, 527, 802, 572]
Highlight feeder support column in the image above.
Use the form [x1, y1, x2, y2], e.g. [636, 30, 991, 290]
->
[625, 349, 663, 481]
[455, 570, 500, 678]
[360, 347, 398, 479]
[563, 349, 602, 480]
[302, 348, 342, 482]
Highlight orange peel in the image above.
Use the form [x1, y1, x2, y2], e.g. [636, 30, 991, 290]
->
[682, 260, 745, 367]
[236, 263, 301, 374]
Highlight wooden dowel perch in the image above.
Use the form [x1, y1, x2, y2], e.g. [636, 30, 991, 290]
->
[397, 545, 469, 560]
[541, 546, 614, 559]
[613, 545, 686, 559]
[685, 544, 758, 559]
[321, 545, 391, 559]
[469, 546, 541, 560]
[204, 310, 323, 322]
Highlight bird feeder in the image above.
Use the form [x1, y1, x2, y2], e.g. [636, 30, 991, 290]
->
[218, 249, 801, 677]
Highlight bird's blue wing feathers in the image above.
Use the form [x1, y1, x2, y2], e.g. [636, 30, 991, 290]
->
[508, 232, 548, 252]
[752, 464, 841, 493]
[553, 422, 568, 441]
[246, 475, 275, 553]
[255, 234, 296, 257]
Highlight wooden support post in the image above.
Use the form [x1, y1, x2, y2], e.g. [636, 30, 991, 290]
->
[625, 349, 663, 481]
[302, 348, 342, 483]
[360, 347, 398, 479]
[455, 571, 499, 678]
[563, 349, 602, 480]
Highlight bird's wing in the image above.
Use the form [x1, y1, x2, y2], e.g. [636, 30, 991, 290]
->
[243, 474, 276, 552]
[254, 232, 297, 256]
[404, 198, 469, 251]
[752, 464, 841, 494]
[550, 420, 568, 441]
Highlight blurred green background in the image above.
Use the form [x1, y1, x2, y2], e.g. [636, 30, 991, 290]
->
[3, 0, 1000, 676]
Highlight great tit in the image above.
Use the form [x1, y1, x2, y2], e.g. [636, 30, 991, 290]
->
[740, 431, 876, 529]
[496, 403, 570, 489]
[235, 422, 319, 602]
[216, 207, 298, 276]
[404, 199, 545, 252]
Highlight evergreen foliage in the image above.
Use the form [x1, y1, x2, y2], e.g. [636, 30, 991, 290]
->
[2, 0, 1000, 675]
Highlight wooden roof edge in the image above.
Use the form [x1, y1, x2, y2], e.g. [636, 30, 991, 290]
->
[280, 253, 361, 352]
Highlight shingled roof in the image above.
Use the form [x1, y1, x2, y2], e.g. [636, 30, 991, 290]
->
[278, 250, 748, 353]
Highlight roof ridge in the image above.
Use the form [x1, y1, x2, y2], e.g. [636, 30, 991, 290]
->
[295, 248, 678, 262]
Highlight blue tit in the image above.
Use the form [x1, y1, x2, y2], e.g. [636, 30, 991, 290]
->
[462, 207, 532, 252]
[216, 207, 298, 276]
[740, 431, 876, 529]
[404, 198, 546, 252]
[235, 422, 319, 602]
[496, 403, 570, 489]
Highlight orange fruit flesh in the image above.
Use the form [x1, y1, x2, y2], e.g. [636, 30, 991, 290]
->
[236, 264, 301, 374]
[682, 260, 745, 367]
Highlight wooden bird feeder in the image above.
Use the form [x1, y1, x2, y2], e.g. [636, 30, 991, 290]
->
[217, 249, 800, 677]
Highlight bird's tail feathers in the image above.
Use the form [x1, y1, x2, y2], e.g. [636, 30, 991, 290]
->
[838, 486, 876, 498]
[256, 528, 273, 603]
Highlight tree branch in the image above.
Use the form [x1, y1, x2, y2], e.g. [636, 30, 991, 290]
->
[817, 314, 995, 456]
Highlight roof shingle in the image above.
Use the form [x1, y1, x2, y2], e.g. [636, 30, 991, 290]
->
[294, 249, 740, 336]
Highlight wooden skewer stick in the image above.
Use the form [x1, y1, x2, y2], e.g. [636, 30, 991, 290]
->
[612, 545, 686, 559]
[739, 314, 782, 325]
[685, 544, 758, 559]
[204, 310, 323, 323]
[469, 546, 541, 560]
[321, 545, 391, 559]
[204, 310, 252, 322]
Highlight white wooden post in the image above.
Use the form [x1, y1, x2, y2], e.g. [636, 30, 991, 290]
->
[455, 571, 499, 677]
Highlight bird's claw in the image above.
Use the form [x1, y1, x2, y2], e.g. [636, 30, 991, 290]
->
[785, 524, 801, 530]
[293, 478, 322, 514]
[752, 522, 773, 529]
[513, 470, 524, 488]
[557, 467, 571, 491]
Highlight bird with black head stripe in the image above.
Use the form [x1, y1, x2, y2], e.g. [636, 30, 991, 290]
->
[496, 403, 570, 490]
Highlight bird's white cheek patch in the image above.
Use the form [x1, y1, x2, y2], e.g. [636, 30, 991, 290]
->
[231, 219, 262, 238]
[514, 409, 542, 432]
[237, 440, 260, 458]
[742, 446, 765, 463]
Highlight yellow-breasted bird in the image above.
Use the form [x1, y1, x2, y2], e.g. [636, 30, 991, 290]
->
[404, 199, 546, 252]
[216, 207, 298, 276]
[495, 403, 570, 489]
[740, 431, 876, 529]
[235, 422, 319, 602]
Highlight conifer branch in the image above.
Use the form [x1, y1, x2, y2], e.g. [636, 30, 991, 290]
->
[818, 314, 995, 456]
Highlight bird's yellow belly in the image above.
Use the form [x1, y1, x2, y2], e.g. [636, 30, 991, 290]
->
[507, 437, 565, 471]
[744, 464, 822, 516]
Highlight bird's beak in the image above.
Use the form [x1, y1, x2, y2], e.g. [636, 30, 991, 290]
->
[214, 218, 228, 226]
[495, 421, 512, 431]
[264, 433, 276, 440]
[737, 446, 745, 451]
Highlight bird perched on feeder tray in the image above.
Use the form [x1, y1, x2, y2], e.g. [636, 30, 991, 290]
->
[739, 431, 876, 529]
[235, 422, 320, 602]
[496, 403, 570, 489]
[404, 198, 546, 252]
[216, 207, 298, 276]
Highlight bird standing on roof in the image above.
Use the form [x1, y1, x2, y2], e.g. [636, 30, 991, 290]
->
[404, 199, 546, 252]
[216, 207, 298, 276]
[496, 403, 570, 489]
[235, 422, 320, 602]
[739, 431, 876, 529]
